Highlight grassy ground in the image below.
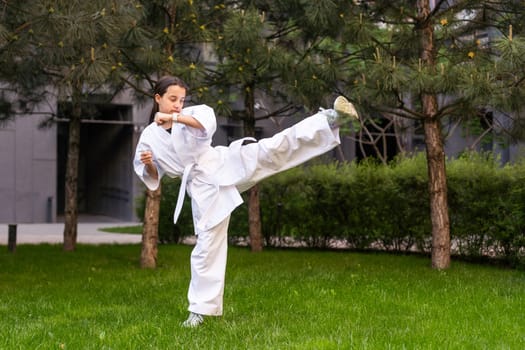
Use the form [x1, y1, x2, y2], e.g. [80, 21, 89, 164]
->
[98, 225, 143, 234]
[0, 244, 524, 349]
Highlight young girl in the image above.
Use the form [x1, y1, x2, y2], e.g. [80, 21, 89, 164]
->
[134, 76, 357, 327]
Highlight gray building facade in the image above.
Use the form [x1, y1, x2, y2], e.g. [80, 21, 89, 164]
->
[0, 89, 149, 224]
[1, 107, 57, 223]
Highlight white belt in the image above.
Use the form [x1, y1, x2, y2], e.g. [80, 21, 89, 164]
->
[172, 136, 256, 225]
[173, 163, 194, 224]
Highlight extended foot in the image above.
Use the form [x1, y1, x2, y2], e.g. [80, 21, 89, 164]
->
[321, 96, 359, 128]
[182, 312, 204, 328]
[334, 96, 358, 121]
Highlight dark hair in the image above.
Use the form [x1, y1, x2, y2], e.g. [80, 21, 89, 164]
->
[149, 76, 190, 123]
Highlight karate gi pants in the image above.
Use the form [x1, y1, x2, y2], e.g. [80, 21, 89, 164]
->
[188, 215, 231, 316]
[187, 112, 340, 316]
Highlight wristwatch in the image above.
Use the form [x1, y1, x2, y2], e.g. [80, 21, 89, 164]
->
[172, 113, 179, 123]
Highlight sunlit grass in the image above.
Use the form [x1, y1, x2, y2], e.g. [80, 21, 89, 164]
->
[0, 244, 524, 349]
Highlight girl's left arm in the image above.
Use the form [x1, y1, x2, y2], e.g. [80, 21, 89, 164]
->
[154, 112, 204, 130]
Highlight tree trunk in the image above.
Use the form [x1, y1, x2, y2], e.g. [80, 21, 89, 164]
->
[244, 84, 264, 252]
[418, 0, 451, 269]
[248, 184, 263, 252]
[423, 115, 451, 269]
[141, 187, 161, 268]
[63, 102, 81, 252]
[138, 31, 174, 267]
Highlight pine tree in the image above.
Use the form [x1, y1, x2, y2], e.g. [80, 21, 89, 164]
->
[203, 1, 350, 251]
[118, 0, 226, 267]
[120, 1, 350, 253]
[1, 0, 142, 251]
[334, 0, 525, 268]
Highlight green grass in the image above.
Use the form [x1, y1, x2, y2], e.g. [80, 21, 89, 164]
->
[0, 245, 524, 349]
[98, 225, 143, 234]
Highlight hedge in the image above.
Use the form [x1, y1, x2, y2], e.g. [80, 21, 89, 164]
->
[135, 152, 525, 267]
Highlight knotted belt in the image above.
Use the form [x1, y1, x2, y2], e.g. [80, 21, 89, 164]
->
[171, 136, 256, 226]
[173, 163, 195, 224]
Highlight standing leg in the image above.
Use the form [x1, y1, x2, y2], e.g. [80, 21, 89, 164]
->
[183, 215, 231, 327]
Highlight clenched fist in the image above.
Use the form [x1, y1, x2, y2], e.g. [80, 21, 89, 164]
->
[140, 150, 154, 166]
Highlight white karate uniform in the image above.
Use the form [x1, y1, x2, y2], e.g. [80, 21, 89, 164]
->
[134, 104, 340, 316]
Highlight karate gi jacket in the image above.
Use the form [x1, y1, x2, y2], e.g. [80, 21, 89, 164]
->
[134, 104, 340, 232]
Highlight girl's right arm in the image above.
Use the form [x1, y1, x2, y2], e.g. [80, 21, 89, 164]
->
[140, 150, 158, 180]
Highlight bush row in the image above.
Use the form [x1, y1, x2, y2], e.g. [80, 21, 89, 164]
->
[136, 153, 525, 267]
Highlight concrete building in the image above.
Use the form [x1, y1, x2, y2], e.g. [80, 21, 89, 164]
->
[0, 89, 145, 223]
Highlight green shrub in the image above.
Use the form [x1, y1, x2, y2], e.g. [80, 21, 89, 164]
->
[135, 153, 524, 267]
[388, 154, 430, 251]
[446, 152, 524, 266]
[258, 155, 431, 252]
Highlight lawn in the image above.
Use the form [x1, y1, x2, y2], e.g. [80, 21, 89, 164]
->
[0, 244, 523, 349]
[98, 225, 143, 234]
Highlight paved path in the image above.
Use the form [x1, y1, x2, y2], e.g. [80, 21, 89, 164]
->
[0, 222, 142, 245]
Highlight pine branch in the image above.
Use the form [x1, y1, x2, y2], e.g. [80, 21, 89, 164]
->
[255, 103, 301, 121]
[374, 105, 425, 120]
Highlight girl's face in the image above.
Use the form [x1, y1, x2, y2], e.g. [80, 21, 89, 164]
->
[155, 84, 186, 114]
